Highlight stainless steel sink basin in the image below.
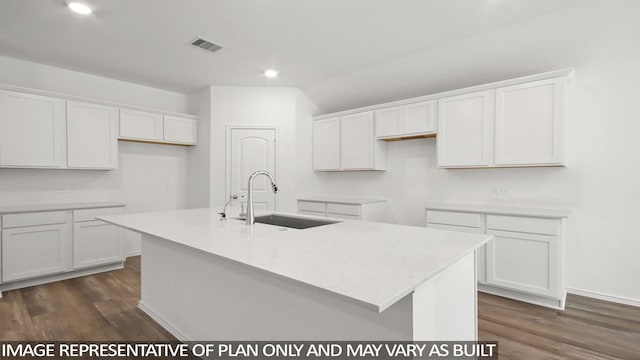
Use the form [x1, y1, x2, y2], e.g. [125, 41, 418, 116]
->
[252, 214, 340, 229]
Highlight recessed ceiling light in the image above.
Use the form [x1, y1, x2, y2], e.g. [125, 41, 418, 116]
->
[264, 69, 279, 78]
[67, 2, 93, 15]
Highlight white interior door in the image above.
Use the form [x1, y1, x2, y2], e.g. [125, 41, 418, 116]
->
[228, 128, 277, 211]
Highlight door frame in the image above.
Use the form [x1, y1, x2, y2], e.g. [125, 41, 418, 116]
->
[225, 125, 279, 210]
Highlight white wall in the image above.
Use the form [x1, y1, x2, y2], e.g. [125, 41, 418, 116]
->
[0, 56, 191, 255]
[209, 86, 314, 213]
[186, 86, 212, 208]
[311, 3, 640, 305]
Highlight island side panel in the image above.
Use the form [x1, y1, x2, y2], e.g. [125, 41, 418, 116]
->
[138, 234, 414, 340]
[412, 252, 477, 340]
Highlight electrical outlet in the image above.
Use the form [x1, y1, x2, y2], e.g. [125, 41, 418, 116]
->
[54, 186, 71, 193]
[495, 187, 511, 199]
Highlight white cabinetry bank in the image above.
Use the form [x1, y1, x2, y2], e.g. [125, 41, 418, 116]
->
[312, 69, 572, 171]
[312, 112, 386, 171]
[425, 203, 569, 309]
[0, 85, 197, 170]
[298, 197, 387, 222]
[0, 202, 126, 298]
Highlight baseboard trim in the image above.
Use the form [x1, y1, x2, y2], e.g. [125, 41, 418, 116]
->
[567, 288, 640, 308]
[0, 262, 124, 294]
[138, 301, 190, 341]
[478, 284, 565, 310]
[125, 251, 141, 258]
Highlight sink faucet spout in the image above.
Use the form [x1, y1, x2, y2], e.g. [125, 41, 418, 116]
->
[246, 171, 278, 225]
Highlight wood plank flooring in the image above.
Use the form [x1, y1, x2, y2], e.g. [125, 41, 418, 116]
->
[0, 257, 174, 341]
[1, 256, 639, 359]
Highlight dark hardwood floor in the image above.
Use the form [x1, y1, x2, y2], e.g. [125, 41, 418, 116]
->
[1, 257, 639, 359]
[0, 257, 174, 341]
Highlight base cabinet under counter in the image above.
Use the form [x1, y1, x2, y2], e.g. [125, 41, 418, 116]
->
[298, 198, 387, 222]
[0, 203, 126, 295]
[426, 207, 567, 309]
[1, 215, 73, 282]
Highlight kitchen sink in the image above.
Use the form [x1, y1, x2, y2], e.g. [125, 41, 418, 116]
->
[251, 214, 340, 229]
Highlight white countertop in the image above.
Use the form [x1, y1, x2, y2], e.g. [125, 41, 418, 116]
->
[298, 196, 386, 204]
[0, 201, 126, 215]
[99, 208, 490, 313]
[424, 202, 570, 218]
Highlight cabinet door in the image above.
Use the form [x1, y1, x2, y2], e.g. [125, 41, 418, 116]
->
[1, 223, 72, 282]
[163, 115, 197, 145]
[341, 112, 375, 170]
[73, 221, 122, 269]
[375, 106, 405, 138]
[405, 100, 437, 135]
[495, 78, 565, 166]
[437, 90, 494, 167]
[426, 222, 487, 284]
[67, 101, 119, 169]
[486, 229, 558, 297]
[0, 90, 67, 168]
[312, 117, 341, 170]
[119, 109, 163, 141]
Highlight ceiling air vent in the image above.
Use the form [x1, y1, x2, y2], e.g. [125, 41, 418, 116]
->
[190, 37, 223, 54]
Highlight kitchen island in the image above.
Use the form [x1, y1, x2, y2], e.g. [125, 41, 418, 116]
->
[99, 208, 491, 341]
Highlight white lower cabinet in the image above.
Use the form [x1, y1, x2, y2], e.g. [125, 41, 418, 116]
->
[0, 204, 125, 290]
[1, 212, 73, 282]
[486, 230, 557, 297]
[298, 199, 387, 222]
[426, 208, 566, 309]
[426, 222, 487, 284]
[72, 207, 124, 269]
[73, 221, 122, 269]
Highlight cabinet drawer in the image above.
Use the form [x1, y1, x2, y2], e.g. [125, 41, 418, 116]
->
[298, 210, 326, 217]
[2, 211, 69, 229]
[326, 203, 361, 216]
[426, 210, 482, 228]
[73, 207, 124, 223]
[327, 213, 360, 221]
[487, 215, 558, 236]
[298, 201, 326, 213]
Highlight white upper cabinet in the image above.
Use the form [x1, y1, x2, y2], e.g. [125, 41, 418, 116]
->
[119, 109, 163, 142]
[375, 100, 437, 139]
[316, 70, 571, 170]
[437, 90, 495, 168]
[0, 90, 67, 168]
[406, 100, 437, 135]
[341, 111, 386, 170]
[494, 78, 565, 166]
[313, 112, 386, 171]
[67, 101, 119, 169]
[163, 115, 197, 145]
[375, 106, 404, 138]
[312, 117, 341, 170]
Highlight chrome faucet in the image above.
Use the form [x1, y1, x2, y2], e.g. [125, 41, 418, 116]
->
[246, 170, 278, 225]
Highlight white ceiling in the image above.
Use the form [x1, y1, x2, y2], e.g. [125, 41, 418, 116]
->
[0, 0, 616, 112]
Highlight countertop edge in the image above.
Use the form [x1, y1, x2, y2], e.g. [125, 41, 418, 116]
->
[0, 202, 127, 215]
[98, 213, 492, 313]
[96, 216, 383, 312]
